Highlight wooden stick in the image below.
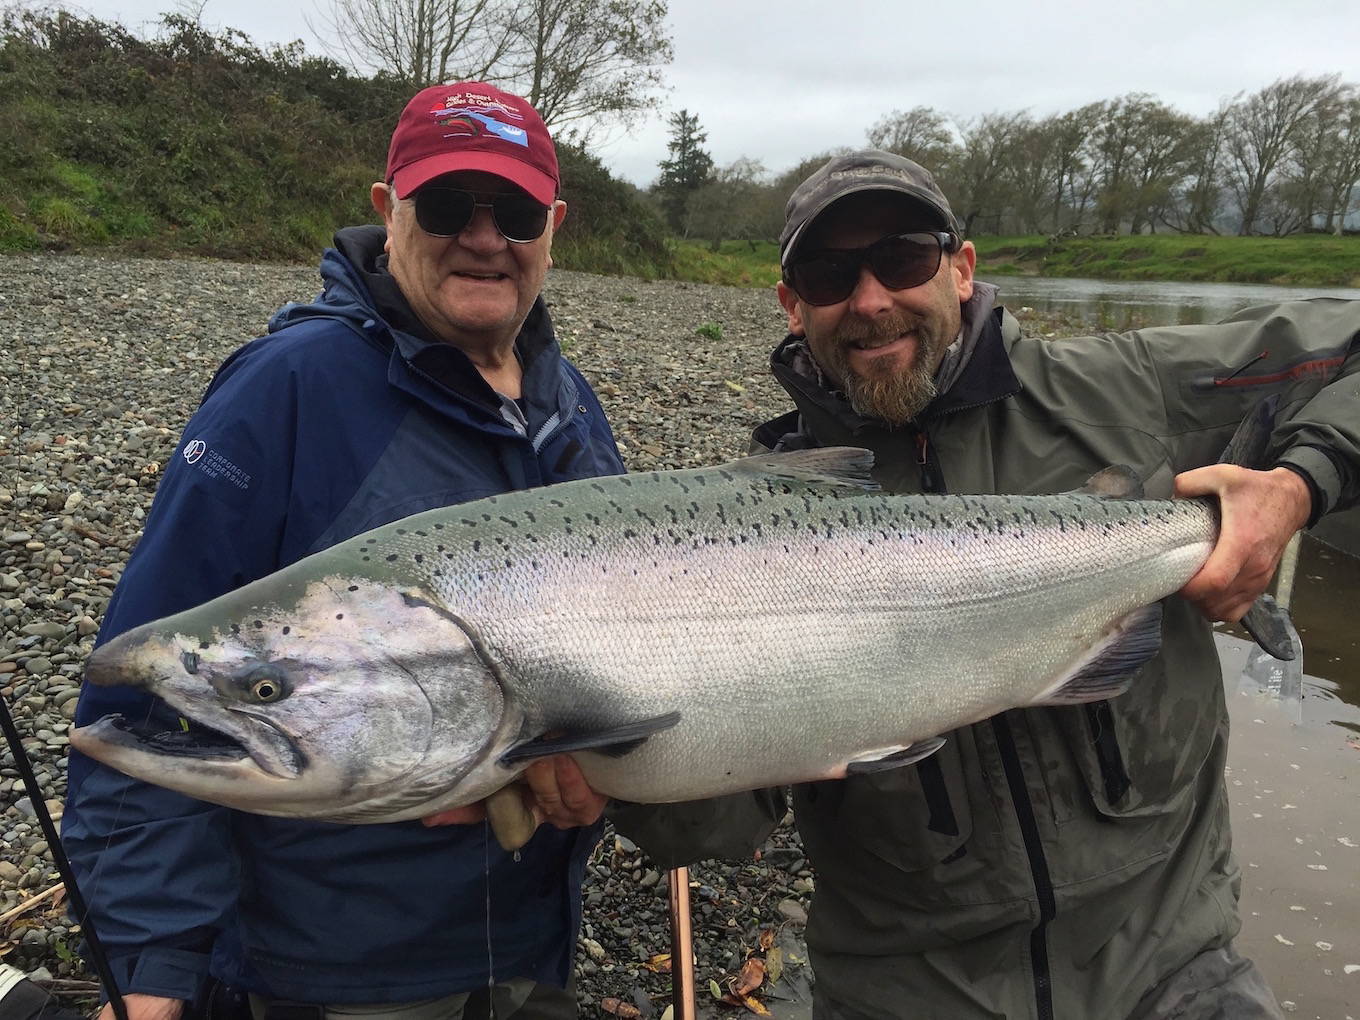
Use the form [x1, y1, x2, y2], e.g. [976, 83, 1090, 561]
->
[0, 881, 65, 926]
[667, 867, 697, 1020]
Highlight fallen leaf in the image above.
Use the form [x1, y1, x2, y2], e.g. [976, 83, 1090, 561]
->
[709, 979, 723, 999]
[732, 958, 766, 997]
[766, 946, 784, 985]
[725, 380, 745, 394]
[758, 928, 776, 952]
[659, 1008, 674, 1020]
[600, 998, 642, 1018]
[738, 994, 772, 1016]
[643, 952, 672, 974]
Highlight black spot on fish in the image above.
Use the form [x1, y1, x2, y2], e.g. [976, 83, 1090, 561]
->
[199, 640, 210, 650]
[348, 585, 359, 592]
[282, 626, 290, 635]
[253, 620, 263, 629]
[481, 514, 491, 522]
[396, 528, 407, 535]
[473, 540, 482, 551]
[499, 516, 518, 527]
[365, 538, 377, 545]
[231, 624, 240, 635]
[414, 554, 424, 564]
[433, 523, 444, 530]
[336, 613, 344, 620]
[362, 556, 371, 562]
[386, 554, 398, 562]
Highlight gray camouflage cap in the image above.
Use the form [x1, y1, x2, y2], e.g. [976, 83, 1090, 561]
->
[779, 149, 961, 268]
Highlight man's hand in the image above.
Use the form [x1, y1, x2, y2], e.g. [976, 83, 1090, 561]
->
[1174, 464, 1312, 623]
[98, 995, 185, 1020]
[422, 755, 608, 830]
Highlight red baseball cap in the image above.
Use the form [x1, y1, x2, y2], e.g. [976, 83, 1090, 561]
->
[386, 82, 559, 205]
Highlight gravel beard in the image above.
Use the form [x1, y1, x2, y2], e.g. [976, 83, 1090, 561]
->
[829, 313, 943, 426]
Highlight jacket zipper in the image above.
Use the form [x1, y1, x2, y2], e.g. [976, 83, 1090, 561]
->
[993, 713, 1057, 1020]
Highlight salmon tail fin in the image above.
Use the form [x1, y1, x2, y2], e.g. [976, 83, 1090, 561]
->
[1240, 593, 1298, 661]
[1218, 393, 1280, 469]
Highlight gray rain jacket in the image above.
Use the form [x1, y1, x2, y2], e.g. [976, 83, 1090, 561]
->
[612, 288, 1360, 1019]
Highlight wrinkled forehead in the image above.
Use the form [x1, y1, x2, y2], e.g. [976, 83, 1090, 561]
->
[800, 191, 943, 251]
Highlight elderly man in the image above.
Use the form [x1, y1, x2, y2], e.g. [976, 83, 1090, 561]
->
[64, 83, 621, 1020]
[614, 150, 1360, 1019]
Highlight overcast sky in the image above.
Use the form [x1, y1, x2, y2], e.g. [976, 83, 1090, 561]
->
[65, 0, 1360, 186]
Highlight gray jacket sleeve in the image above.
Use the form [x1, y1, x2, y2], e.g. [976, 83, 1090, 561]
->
[1018, 298, 1360, 522]
[608, 788, 787, 868]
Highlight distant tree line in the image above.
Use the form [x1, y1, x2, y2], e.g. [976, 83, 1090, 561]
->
[656, 75, 1360, 247]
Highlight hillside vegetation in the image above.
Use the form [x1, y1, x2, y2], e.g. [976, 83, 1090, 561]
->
[0, 8, 672, 275]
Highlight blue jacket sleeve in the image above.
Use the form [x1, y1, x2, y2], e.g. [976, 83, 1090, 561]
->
[63, 339, 297, 999]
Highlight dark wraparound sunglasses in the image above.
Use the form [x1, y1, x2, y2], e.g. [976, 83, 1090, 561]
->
[784, 231, 960, 306]
[413, 187, 551, 243]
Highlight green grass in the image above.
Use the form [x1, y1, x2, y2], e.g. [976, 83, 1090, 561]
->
[669, 239, 782, 288]
[973, 234, 1360, 288]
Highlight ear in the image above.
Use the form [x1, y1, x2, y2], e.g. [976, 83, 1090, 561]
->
[776, 281, 806, 336]
[951, 240, 977, 303]
[551, 200, 567, 231]
[371, 181, 395, 222]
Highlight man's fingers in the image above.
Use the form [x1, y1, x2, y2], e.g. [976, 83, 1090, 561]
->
[421, 802, 487, 827]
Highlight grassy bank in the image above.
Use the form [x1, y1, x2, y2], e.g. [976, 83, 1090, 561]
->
[667, 235, 1360, 289]
[972, 234, 1360, 287]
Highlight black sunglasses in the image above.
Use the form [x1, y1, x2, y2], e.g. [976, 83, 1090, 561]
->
[784, 231, 959, 306]
[413, 187, 551, 243]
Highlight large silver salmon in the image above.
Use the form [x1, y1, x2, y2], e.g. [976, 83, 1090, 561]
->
[71, 447, 1286, 832]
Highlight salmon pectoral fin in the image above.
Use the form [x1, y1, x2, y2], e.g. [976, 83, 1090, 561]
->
[1032, 602, 1164, 706]
[844, 736, 947, 775]
[498, 711, 682, 766]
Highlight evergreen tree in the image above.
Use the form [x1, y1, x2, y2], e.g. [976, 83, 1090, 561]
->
[656, 108, 714, 232]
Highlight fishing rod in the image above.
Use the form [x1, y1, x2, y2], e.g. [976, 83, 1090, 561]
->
[666, 867, 696, 1020]
[0, 692, 128, 1020]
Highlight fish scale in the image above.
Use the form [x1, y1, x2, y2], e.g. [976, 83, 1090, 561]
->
[74, 448, 1225, 822]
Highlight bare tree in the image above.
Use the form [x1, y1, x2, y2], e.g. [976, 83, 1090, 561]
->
[945, 111, 1026, 235]
[499, 0, 671, 128]
[309, 0, 510, 88]
[310, 0, 671, 129]
[1319, 88, 1360, 235]
[867, 106, 954, 166]
[1224, 74, 1341, 234]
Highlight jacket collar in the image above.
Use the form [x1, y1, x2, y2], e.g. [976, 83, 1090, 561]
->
[270, 225, 575, 436]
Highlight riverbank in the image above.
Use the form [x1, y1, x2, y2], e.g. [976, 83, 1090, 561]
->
[972, 233, 1360, 287]
[665, 235, 1360, 290]
[2, 253, 1356, 1017]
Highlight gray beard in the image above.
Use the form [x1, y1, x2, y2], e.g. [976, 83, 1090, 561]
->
[826, 313, 944, 426]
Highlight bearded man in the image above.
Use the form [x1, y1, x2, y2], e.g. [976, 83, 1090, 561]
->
[611, 150, 1360, 1019]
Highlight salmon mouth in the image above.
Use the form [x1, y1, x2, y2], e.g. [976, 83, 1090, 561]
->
[76, 713, 247, 761]
[73, 712, 308, 778]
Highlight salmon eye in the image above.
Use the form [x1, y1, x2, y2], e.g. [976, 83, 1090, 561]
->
[251, 677, 283, 702]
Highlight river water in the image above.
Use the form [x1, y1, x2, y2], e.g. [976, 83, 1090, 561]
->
[987, 273, 1360, 329]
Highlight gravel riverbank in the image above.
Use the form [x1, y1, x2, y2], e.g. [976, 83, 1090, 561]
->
[0, 252, 1082, 1016]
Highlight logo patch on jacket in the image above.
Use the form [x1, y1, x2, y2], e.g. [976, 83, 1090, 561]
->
[183, 438, 252, 491]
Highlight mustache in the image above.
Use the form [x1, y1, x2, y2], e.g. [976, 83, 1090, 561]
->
[834, 312, 921, 346]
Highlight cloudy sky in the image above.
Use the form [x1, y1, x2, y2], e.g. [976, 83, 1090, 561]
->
[67, 0, 1360, 186]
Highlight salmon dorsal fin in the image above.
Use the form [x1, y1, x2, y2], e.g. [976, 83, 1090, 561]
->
[736, 447, 880, 491]
[1073, 465, 1144, 500]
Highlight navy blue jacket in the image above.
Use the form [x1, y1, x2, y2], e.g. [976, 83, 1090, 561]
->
[63, 229, 625, 1003]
